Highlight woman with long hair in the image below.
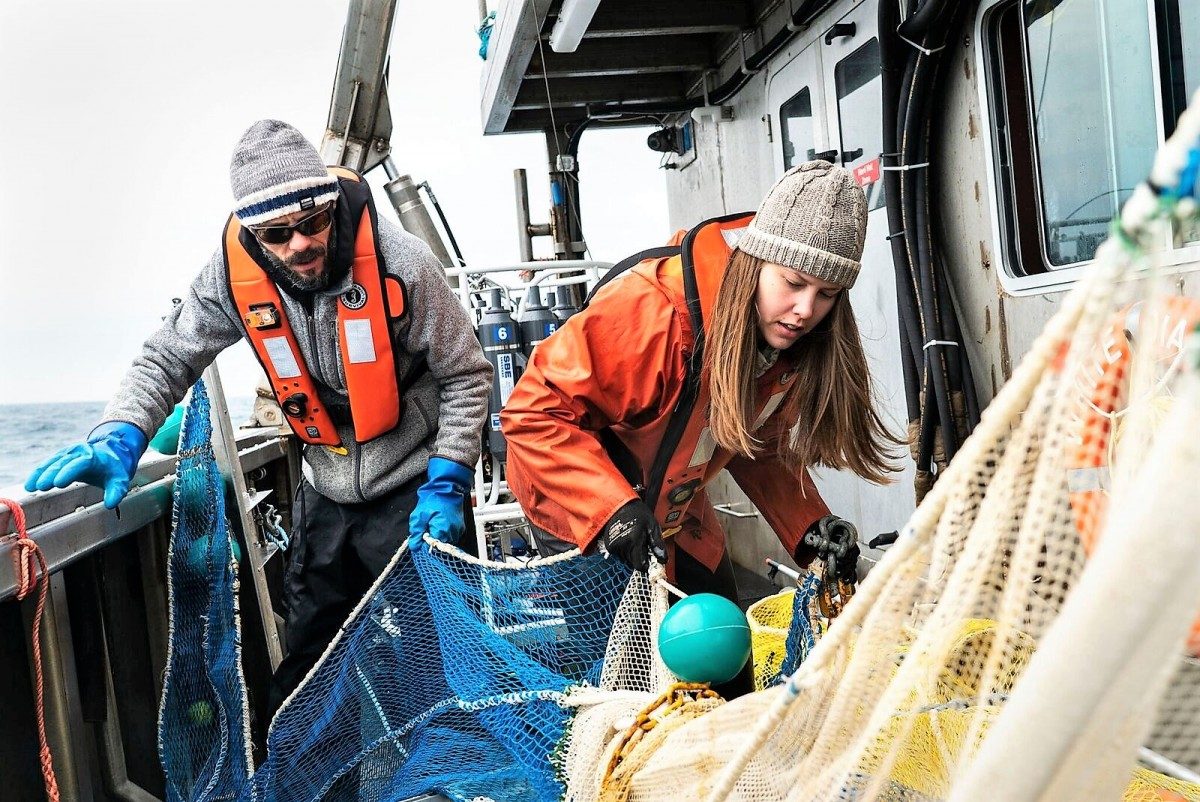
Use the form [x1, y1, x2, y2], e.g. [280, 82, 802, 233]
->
[501, 161, 899, 646]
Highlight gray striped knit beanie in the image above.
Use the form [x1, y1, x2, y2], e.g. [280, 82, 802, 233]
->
[737, 160, 868, 289]
[230, 120, 339, 226]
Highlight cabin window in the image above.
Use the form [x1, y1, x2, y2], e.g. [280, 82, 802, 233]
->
[1024, 0, 1157, 268]
[984, 0, 1180, 282]
[780, 87, 815, 170]
[834, 38, 885, 211]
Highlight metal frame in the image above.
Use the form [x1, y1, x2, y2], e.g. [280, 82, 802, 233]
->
[481, 0, 550, 134]
[1, 431, 287, 602]
[202, 365, 284, 670]
[30, 573, 95, 799]
[319, 0, 398, 173]
[1, 418, 293, 802]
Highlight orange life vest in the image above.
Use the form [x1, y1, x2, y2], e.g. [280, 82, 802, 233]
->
[224, 167, 407, 446]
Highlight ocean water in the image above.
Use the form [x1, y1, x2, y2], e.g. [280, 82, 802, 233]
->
[0, 397, 255, 491]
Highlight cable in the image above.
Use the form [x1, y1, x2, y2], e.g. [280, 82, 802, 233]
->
[1032, 6, 1057, 125]
[418, 181, 467, 266]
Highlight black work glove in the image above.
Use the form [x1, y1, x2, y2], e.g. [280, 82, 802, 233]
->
[596, 500, 668, 573]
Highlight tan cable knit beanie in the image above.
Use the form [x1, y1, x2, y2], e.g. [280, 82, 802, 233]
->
[737, 160, 868, 288]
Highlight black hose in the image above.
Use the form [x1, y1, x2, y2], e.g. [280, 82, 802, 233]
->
[880, 0, 923, 429]
[914, 11, 973, 461]
[418, 181, 467, 267]
[565, 117, 596, 159]
[934, 249, 979, 433]
[897, 0, 954, 40]
[912, 101, 960, 461]
[881, 0, 980, 488]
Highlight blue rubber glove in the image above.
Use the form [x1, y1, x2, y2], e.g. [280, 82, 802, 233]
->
[407, 457, 472, 549]
[25, 421, 148, 509]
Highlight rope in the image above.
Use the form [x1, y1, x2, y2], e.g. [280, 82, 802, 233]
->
[2, 497, 61, 802]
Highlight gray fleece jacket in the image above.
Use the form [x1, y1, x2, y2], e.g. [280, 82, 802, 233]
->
[102, 212, 491, 504]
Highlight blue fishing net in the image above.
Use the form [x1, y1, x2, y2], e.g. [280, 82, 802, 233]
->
[780, 571, 823, 679]
[247, 545, 631, 802]
[158, 381, 635, 802]
[158, 380, 252, 802]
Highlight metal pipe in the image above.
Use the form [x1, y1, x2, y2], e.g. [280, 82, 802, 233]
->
[513, 169, 535, 263]
[382, 157, 401, 182]
[1, 476, 176, 601]
[335, 80, 363, 166]
[98, 620, 160, 802]
[381, 158, 458, 279]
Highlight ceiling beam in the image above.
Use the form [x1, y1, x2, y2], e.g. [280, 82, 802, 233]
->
[513, 73, 688, 110]
[505, 108, 662, 133]
[527, 35, 715, 78]
[480, 0, 550, 135]
[546, 1, 752, 39]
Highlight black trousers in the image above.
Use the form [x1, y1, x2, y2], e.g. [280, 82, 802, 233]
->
[267, 474, 476, 716]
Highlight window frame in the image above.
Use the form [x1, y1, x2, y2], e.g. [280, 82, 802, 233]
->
[975, 0, 1199, 295]
[766, 36, 830, 179]
[832, 36, 886, 212]
[779, 85, 817, 170]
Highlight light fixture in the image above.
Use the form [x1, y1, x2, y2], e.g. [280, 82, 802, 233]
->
[548, 0, 602, 53]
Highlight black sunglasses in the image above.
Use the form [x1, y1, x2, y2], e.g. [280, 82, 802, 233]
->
[251, 204, 334, 245]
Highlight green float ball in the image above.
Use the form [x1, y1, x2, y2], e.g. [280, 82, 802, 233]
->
[187, 701, 214, 726]
[186, 534, 243, 574]
[658, 593, 752, 684]
[149, 403, 186, 455]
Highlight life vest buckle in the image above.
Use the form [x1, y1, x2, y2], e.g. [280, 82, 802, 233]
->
[281, 392, 309, 419]
[245, 302, 282, 330]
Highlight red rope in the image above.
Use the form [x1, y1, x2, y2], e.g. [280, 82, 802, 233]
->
[2, 498, 61, 802]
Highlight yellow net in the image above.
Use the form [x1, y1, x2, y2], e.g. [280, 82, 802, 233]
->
[747, 590, 795, 691]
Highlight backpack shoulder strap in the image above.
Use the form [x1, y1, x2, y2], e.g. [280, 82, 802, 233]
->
[583, 246, 682, 308]
[640, 225, 707, 512]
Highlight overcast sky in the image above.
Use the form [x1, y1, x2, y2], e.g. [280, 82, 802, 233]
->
[0, 0, 668, 405]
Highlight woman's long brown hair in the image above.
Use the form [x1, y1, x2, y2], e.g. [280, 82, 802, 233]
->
[704, 249, 902, 484]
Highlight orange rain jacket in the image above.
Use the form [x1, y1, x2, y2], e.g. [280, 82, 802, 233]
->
[500, 214, 830, 572]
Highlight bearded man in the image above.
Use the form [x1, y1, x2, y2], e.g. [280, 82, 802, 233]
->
[25, 120, 491, 713]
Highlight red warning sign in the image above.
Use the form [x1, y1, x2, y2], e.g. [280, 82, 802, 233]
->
[853, 157, 881, 187]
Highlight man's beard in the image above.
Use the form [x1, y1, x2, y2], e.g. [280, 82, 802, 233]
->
[264, 244, 331, 293]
